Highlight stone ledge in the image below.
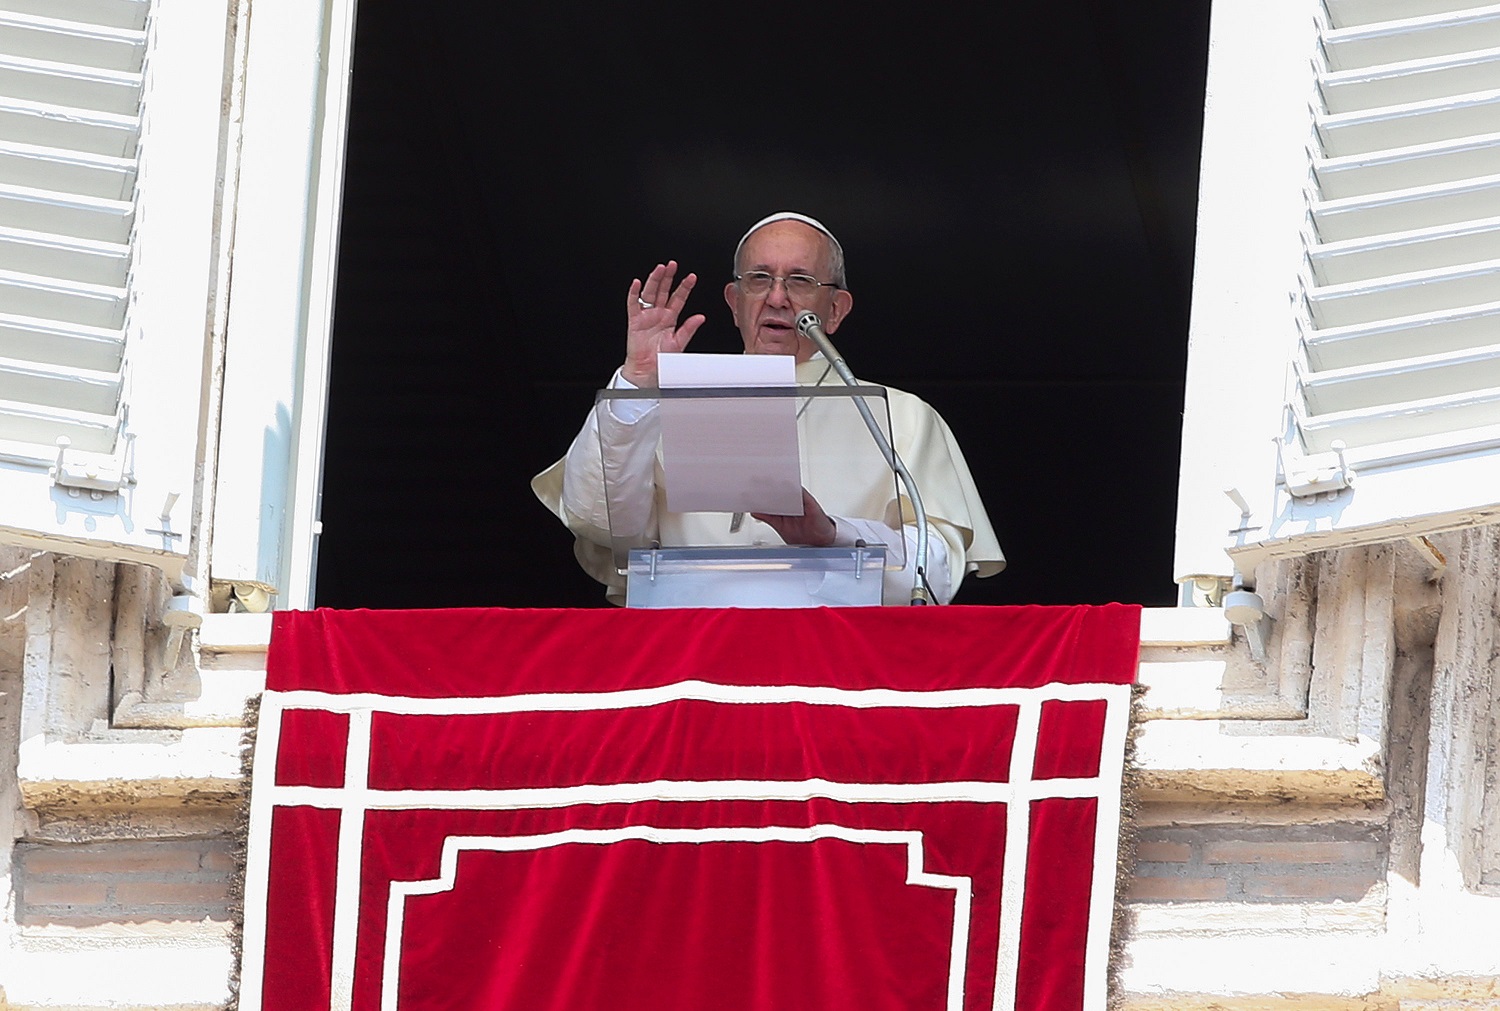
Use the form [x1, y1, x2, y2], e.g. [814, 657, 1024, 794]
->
[1122, 932, 1384, 1008]
[111, 668, 263, 730]
[0, 932, 231, 1010]
[17, 730, 244, 811]
[199, 612, 272, 653]
[1122, 995, 1385, 1010]
[1130, 896, 1385, 936]
[1134, 723, 1384, 801]
[1133, 575, 1395, 799]
[110, 614, 271, 730]
[1140, 606, 1232, 646]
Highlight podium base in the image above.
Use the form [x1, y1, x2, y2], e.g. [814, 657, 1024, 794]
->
[625, 545, 887, 608]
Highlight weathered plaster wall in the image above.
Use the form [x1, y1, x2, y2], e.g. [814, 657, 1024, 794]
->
[0, 546, 242, 1010]
[15, 838, 234, 926]
[1122, 529, 1500, 1010]
[1131, 821, 1386, 903]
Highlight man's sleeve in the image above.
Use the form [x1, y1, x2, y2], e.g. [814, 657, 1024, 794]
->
[558, 374, 659, 546]
[831, 513, 958, 604]
[883, 391, 1005, 582]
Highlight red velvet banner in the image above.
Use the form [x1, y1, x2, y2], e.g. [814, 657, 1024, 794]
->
[239, 605, 1139, 1011]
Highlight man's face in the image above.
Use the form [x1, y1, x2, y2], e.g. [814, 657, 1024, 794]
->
[723, 221, 854, 360]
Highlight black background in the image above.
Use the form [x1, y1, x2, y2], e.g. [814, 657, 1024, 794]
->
[313, 4, 1213, 609]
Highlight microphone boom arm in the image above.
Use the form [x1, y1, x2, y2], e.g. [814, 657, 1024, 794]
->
[796, 311, 933, 605]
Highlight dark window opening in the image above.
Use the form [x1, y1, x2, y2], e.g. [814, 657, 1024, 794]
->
[315, 5, 1212, 609]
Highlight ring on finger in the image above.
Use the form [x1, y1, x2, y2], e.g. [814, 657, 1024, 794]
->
[637, 298, 654, 309]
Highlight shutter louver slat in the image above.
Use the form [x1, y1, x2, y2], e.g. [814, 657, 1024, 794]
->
[0, 184, 131, 240]
[1300, 343, 1500, 414]
[0, 313, 120, 372]
[1326, 0, 1497, 29]
[0, 401, 116, 452]
[0, 0, 138, 465]
[0, 355, 121, 414]
[1317, 89, 1500, 154]
[1315, 132, 1500, 197]
[0, 2, 146, 33]
[0, 54, 142, 114]
[1320, 47, 1500, 110]
[1311, 173, 1500, 241]
[0, 226, 130, 285]
[0, 269, 125, 328]
[1307, 260, 1500, 329]
[1303, 301, 1500, 370]
[1295, 385, 1500, 450]
[1322, 5, 1500, 69]
[0, 98, 139, 157]
[0, 13, 145, 72]
[1308, 216, 1500, 284]
[0, 141, 134, 199]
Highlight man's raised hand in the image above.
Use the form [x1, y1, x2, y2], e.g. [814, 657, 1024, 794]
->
[622, 260, 706, 387]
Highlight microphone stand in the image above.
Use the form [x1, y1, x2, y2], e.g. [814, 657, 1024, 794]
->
[795, 311, 933, 605]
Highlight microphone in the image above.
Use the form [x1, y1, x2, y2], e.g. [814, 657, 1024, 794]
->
[794, 311, 934, 605]
[796, 310, 848, 377]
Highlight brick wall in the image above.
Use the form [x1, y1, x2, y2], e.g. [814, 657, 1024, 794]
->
[1128, 822, 1386, 903]
[15, 837, 235, 925]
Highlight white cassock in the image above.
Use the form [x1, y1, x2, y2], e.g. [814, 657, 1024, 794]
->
[531, 356, 1005, 605]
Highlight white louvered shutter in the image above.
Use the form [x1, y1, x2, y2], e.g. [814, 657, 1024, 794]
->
[1176, 0, 1500, 581]
[0, 0, 225, 581]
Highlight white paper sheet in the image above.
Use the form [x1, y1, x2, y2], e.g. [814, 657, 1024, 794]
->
[657, 353, 803, 515]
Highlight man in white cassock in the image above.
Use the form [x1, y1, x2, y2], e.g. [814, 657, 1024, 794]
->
[531, 212, 1005, 605]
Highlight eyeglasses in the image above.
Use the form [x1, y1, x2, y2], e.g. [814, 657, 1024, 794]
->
[733, 271, 841, 299]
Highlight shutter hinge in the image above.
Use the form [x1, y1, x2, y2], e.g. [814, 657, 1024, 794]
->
[1282, 439, 1355, 499]
[49, 435, 136, 495]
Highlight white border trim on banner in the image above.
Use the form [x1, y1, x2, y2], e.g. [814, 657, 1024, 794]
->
[380, 826, 972, 1011]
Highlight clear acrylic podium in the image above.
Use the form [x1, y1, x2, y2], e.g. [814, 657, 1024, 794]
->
[589, 383, 906, 608]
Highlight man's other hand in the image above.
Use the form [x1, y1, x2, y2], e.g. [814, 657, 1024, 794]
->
[752, 488, 837, 547]
[622, 260, 706, 387]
